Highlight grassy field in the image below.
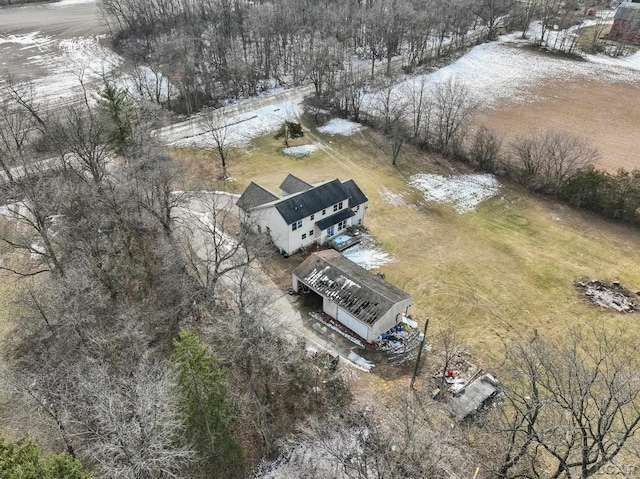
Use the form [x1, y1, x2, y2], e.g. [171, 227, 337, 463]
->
[173, 118, 640, 365]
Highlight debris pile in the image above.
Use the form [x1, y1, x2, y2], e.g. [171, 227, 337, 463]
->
[426, 349, 499, 419]
[575, 279, 637, 313]
[375, 324, 422, 362]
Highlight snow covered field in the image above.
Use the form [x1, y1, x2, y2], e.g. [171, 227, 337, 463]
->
[0, 1, 117, 109]
[376, 38, 640, 112]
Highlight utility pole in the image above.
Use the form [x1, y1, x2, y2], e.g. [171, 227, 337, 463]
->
[410, 317, 429, 390]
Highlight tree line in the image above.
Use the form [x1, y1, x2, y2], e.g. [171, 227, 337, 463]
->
[318, 72, 640, 225]
[101, 0, 515, 114]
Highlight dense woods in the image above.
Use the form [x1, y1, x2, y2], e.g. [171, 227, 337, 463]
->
[101, 0, 512, 113]
[0, 86, 337, 477]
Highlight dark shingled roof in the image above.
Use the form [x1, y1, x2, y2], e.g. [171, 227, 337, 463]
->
[279, 174, 313, 195]
[315, 208, 355, 230]
[275, 179, 350, 225]
[236, 182, 279, 211]
[342, 180, 368, 208]
[293, 250, 411, 325]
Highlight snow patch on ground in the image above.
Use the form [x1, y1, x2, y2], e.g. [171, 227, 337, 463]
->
[380, 186, 407, 206]
[317, 118, 364, 136]
[342, 243, 393, 270]
[0, 32, 53, 47]
[53, 0, 98, 5]
[282, 144, 319, 157]
[409, 174, 501, 213]
[347, 351, 375, 372]
[168, 100, 302, 148]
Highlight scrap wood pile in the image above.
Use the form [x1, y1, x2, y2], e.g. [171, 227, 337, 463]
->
[575, 279, 637, 313]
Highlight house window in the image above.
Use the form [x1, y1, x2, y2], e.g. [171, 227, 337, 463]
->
[333, 202, 343, 212]
[322, 209, 326, 215]
[338, 219, 347, 231]
[302, 233, 307, 240]
[310, 214, 314, 220]
[292, 219, 302, 231]
[354, 205, 360, 212]
[309, 230, 313, 237]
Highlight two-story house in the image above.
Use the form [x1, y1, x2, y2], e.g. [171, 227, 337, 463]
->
[236, 174, 368, 254]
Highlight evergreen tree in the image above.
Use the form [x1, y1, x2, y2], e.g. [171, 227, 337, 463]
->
[171, 329, 243, 478]
[97, 83, 136, 154]
[0, 436, 93, 479]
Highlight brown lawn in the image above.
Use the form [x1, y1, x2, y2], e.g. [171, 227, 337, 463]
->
[173, 120, 640, 366]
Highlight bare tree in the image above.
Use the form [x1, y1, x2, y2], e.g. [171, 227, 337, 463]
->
[491, 325, 640, 478]
[435, 327, 464, 387]
[510, 130, 598, 194]
[48, 103, 113, 187]
[475, 0, 515, 40]
[433, 78, 476, 156]
[175, 192, 269, 300]
[78, 359, 194, 479]
[402, 75, 431, 140]
[371, 84, 409, 165]
[201, 108, 232, 176]
[335, 63, 368, 122]
[469, 126, 503, 172]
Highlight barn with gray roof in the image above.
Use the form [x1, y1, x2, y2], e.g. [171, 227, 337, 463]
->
[292, 250, 412, 343]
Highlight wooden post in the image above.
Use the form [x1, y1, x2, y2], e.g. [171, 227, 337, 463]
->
[410, 317, 429, 390]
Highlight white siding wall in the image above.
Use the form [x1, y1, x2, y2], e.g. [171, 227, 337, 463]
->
[351, 203, 366, 226]
[249, 206, 289, 253]
[323, 299, 338, 318]
[336, 308, 370, 340]
[250, 199, 366, 254]
[370, 297, 413, 341]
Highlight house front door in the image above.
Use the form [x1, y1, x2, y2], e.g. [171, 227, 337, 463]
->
[327, 225, 335, 237]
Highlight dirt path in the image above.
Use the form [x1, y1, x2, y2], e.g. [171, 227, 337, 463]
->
[476, 79, 640, 173]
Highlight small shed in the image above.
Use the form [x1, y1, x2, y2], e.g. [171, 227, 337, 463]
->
[292, 250, 412, 343]
[450, 374, 499, 420]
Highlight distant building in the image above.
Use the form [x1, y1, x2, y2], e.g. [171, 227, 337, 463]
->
[610, 2, 640, 43]
[292, 250, 412, 343]
[236, 174, 368, 255]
